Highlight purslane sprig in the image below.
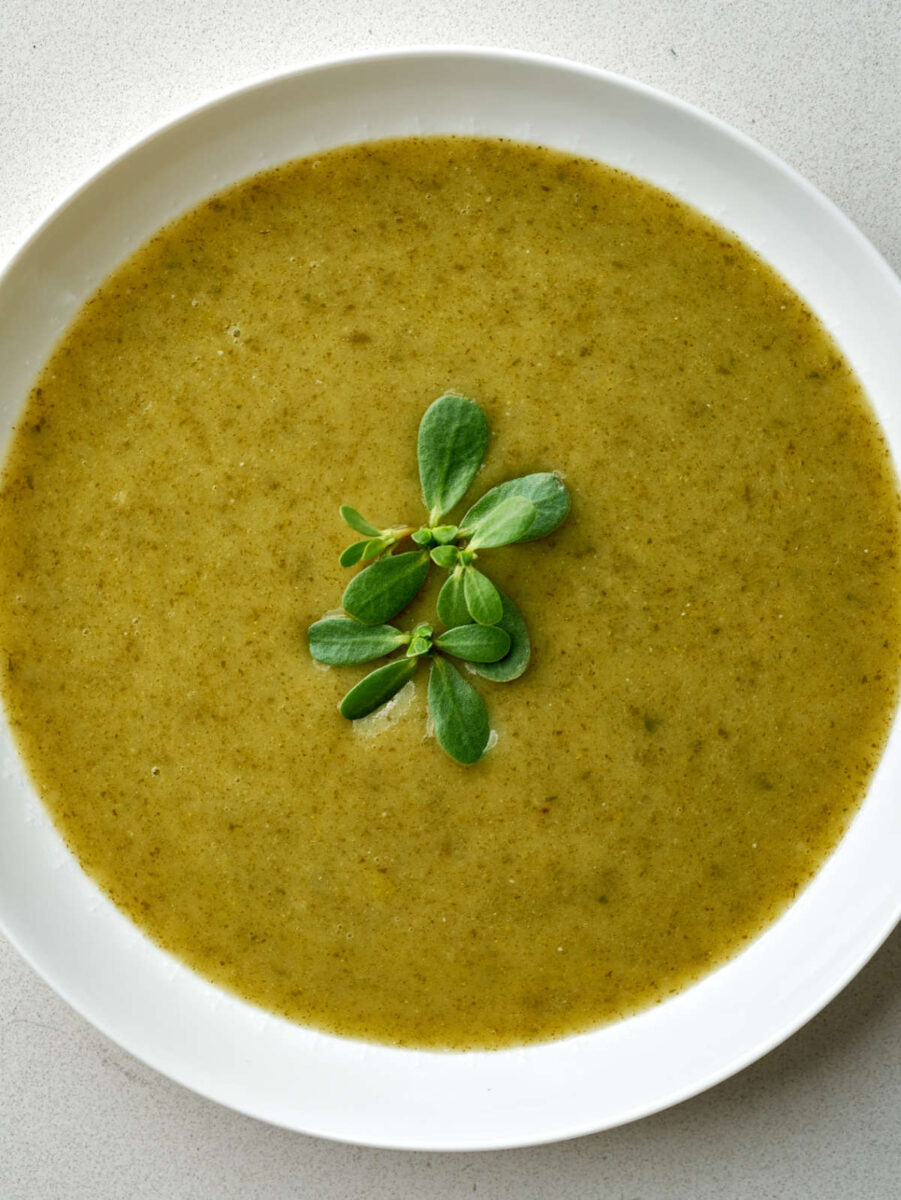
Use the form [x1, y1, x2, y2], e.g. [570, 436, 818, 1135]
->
[308, 616, 510, 669]
[308, 393, 571, 763]
[308, 616, 510, 763]
[337, 505, 415, 567]
[337, 394, 569, 631]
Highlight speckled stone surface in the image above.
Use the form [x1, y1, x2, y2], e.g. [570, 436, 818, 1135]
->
[0, 2, 899, 1195]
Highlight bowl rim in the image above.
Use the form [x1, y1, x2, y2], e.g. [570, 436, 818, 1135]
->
[5, 43, 899, 292]
[1, 44, 900, 1151]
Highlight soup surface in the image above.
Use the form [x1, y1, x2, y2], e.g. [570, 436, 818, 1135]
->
[1, 137, 899, 1048]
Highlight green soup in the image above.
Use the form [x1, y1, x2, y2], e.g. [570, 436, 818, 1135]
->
[1, 137, 898, 1048]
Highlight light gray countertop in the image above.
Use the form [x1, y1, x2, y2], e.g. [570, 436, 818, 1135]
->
[1, 3, 899, 1196]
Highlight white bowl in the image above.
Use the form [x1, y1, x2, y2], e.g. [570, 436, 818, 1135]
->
[1, 47, 900, 1151]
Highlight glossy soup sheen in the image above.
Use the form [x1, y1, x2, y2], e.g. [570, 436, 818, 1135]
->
[1, 137, 899, 1048]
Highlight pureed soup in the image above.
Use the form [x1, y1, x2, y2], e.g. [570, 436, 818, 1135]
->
[1, 137, 899, 1048]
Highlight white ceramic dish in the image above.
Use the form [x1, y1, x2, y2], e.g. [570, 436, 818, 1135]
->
[1, 47, 900, 1152]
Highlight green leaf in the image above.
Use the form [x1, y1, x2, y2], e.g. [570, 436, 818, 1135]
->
[473, 589, 531, 681]
[430, 544, 459, 568]
[339, 539, 370, 567]
[339, 657, 419, 719]
[437, 570, 470, 628]
[462, 473, 571, 543]
[435, 624, 510, 663]
[428, 657, 490, 764]
[417, 394, 490, 520]
[463, 567, 503, 625]
[340, 505, 381, 537]
[406, 624, 434, 658]
[308, 617, 407, 665]
[432, 525, 459, 544]
[342, 551, 430, 625]
[466, 494, 535, 550]
[411, 528, 434, 547]
[360, 536, 391, 563]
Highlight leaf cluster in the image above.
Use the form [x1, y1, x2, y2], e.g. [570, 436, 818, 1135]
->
[308, 394, 570, 763]
[308, 616, 511, 764]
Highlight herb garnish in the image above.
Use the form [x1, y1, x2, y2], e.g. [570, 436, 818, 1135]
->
[307, 393, 570, 763]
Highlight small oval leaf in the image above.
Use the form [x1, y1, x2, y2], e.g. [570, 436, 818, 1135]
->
[437, 570, 470, 628]
[360, 536, 391, 563]
[308, 617, 406, 665]
[462, 473, 571, 543]
[430, 544, 459, 568]
[428, 657, 490, 764]
[339, 657, 419, 719]
[342, 551, 430, 625]
[340, 505, 381, 537]
[463, 567, 503, 626]
[339, 539, 370, 567]
[418, 394, 490, 519]
[435, 624, 511, 663]
[473, 589, 531, 681]
[466, 494, 535, 550]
